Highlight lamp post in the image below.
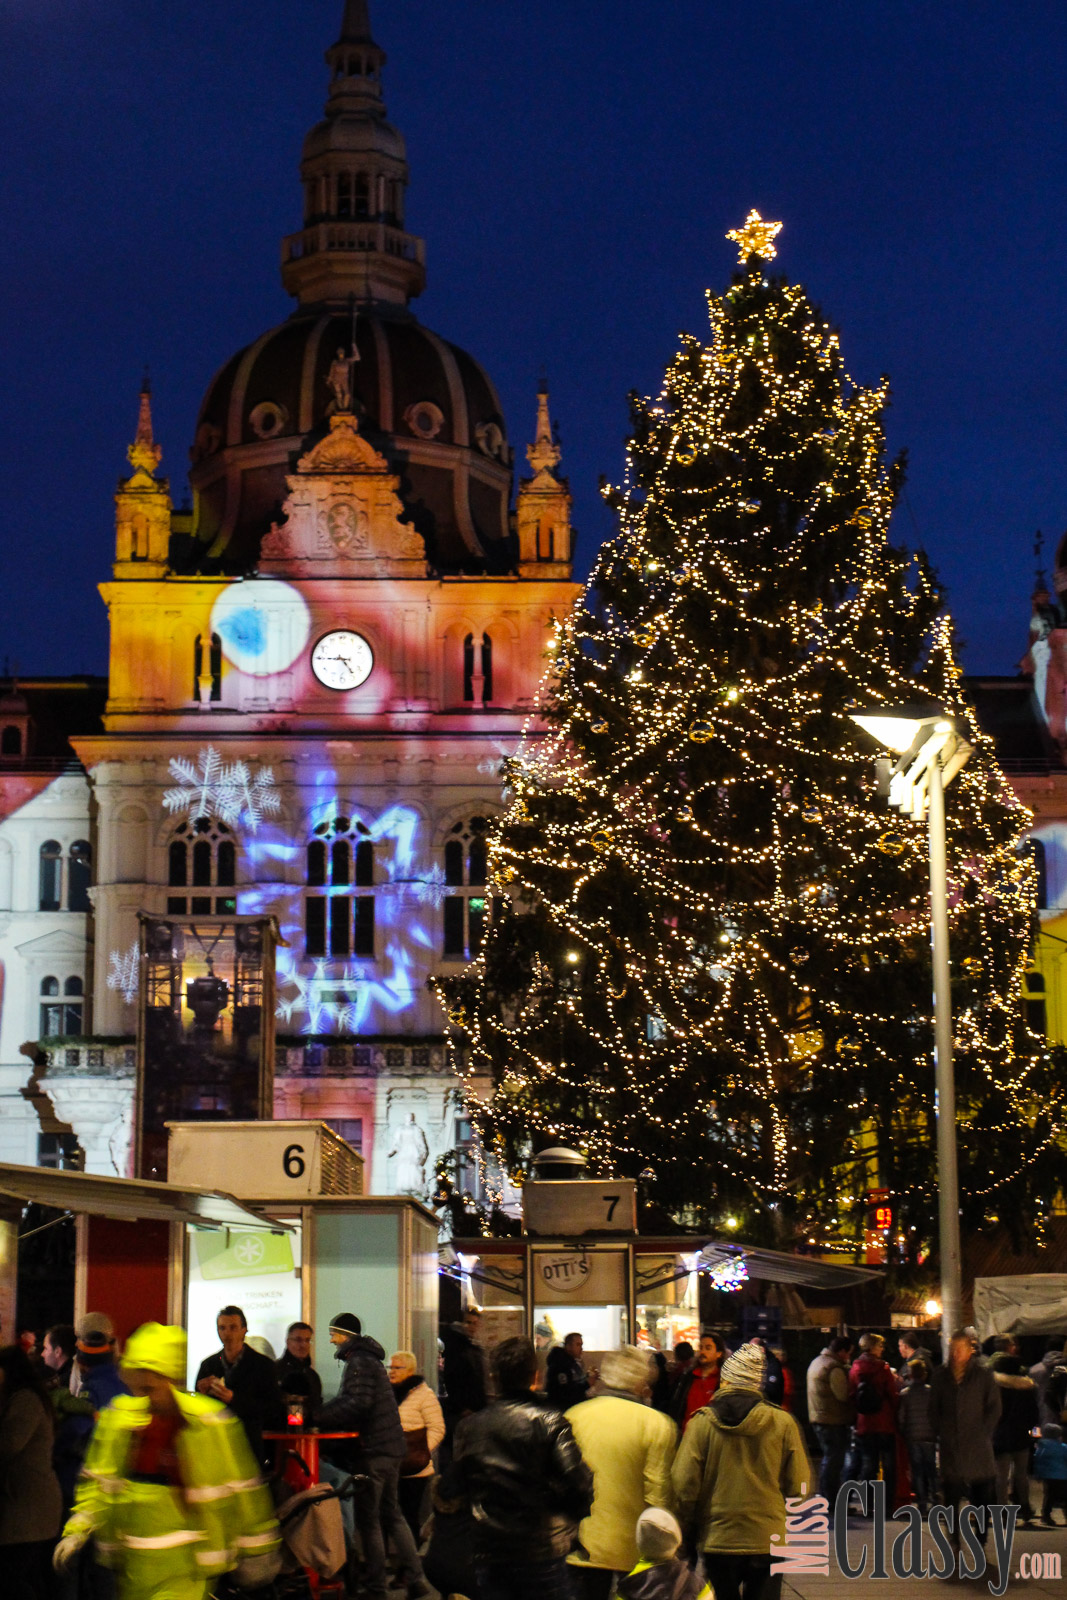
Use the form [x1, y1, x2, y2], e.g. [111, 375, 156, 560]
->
[849, 703, 973, 1357]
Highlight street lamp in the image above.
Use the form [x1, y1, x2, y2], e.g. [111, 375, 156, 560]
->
[849, 702, 973, 1356]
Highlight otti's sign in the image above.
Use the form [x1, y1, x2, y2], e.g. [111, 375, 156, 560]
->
[538, 1252, 591, 1293]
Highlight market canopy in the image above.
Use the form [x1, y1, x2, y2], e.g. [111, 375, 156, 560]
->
[697, 1241, 881, 1289]
[0, 1161, 290, 1232]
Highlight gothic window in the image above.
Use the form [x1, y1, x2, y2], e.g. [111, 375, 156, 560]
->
[67, 841, 92, 913]
[305, 816, 375, 959]
[462, 633, 493, 704]
[167, 818, 237, 915]
[337, 172, 352, 218]
[39, 841, 62, 911]
[443, 817, 490, 959]
[1, 725, 21, 756]
[193, 633, 222, 702]
[40, 975, 83, 1038]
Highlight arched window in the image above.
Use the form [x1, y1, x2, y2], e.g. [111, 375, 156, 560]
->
[443, 817, 491, 959]
[167, 818, 237, 915]
[305, 816, 375, 959]
[462, 634, 493, 704]
[337, 172, 352, 218]
[193, 634, 222, 703]
[67, 840, 91, 913]
[1, 725, 21, 756]
[40, 974, 83, 1037]
[39, 841, 62, 911]
[355, 173, 370, 219]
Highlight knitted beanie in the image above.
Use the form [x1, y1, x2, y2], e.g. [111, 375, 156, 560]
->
[329, 1313, 362, 1339]
[76, 1329, 114, 1367]
[636, 1507, 683, 1562]
[719, 1340, 766, 1391]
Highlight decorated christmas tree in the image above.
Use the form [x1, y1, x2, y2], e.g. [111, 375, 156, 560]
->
[443, 214, 1066, 1258]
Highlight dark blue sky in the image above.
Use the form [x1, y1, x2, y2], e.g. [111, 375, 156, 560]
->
[3, 0, 1066, 676]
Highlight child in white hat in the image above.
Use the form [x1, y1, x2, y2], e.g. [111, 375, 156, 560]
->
[618, 1507, 713, 1599]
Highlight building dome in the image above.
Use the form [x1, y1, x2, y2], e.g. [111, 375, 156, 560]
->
[187, 308, 513, 574]
[181, 2, 515, 577]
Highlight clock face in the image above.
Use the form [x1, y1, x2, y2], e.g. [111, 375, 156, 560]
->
[311, 630, 374, 691]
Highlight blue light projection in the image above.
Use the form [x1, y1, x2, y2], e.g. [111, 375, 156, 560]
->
[238, 759, 440, 1037]
[211, 579, 311, 676]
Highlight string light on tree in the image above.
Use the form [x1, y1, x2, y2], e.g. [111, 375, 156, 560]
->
[438, 212, 1067, 1263]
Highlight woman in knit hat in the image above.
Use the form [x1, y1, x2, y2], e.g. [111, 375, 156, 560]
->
[672, 1341, 810, 1600]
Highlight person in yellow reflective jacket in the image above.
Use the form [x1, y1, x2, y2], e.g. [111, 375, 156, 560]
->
[617, 1509, 713, 1600]
[53, 1322, 280, 1600]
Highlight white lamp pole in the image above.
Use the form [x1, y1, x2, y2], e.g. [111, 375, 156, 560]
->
[850, 705, 972, 1359]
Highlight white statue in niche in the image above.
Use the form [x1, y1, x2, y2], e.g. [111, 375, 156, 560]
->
[388, 1112, 430, 1195]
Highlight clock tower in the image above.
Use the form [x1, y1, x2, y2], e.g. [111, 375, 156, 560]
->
[65, 1, 580, 1194]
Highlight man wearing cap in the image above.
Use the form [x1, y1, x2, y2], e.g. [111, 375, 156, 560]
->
[53, 1320, 131, 1516]
[53, 1321, 280, 1600]
[673, 1340, 810, 1600]
[318, 1312, 430, 1599]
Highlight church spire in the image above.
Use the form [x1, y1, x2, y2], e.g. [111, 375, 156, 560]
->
[516, 382, 574, 581]
[114, 380, 171, 578]
[282, 1, 426, 308]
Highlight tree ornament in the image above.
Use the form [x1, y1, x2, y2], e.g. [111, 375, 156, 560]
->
[590, 719, 609, 734]
[688, 720, 714, 743]
[725, 210, 783, 262]
[801, 805, 823, 824]
[837, 1037, 863, 1055]
[677, 804, 694, 822]
[877, 832, 907, 856]
[590, 829, 614, 853]
[448, 1006, 467, 1028]
[789, 947, 810, 965]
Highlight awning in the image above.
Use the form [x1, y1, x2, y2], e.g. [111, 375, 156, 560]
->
[698, 1241, 880, 1289]
[0, 1161, 290, 1232]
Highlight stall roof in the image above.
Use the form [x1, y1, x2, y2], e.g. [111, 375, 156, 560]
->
[698, 1241, 879, 1289]
[0, 1162, 290, 1232]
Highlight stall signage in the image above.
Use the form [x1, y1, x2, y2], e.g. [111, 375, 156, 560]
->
[538, 1251, 591, 1293]
[523, 1179, 637, 1236]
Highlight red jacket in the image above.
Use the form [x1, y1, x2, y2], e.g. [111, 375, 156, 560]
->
[849, 1353, 898, 1434]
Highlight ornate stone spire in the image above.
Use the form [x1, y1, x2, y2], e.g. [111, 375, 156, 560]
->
[516, 383, 573, 581]
[282, 1, 426, 308]
[114, 380, 171, 578]
[526, 380, 562, 478]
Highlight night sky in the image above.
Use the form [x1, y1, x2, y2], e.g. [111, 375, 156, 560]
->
[4, 0, 1066, 678]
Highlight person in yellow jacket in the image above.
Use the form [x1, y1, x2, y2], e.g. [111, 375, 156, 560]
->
[53, 1322, 280, 1600]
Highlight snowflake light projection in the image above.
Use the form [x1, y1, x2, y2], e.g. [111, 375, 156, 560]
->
[163, 746, 281, 834]
[107, 942, 140, 1005]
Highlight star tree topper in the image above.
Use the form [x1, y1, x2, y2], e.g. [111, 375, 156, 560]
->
[726, 209, 783, 263]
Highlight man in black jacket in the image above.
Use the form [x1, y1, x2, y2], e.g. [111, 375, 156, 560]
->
[455, 1335, 593, 1600]
[318, 1312, 430, 1600]
[545, 1331, 592, 1413]
[275, 1320, 323, 1419]
[195, 1304, 282, 1465]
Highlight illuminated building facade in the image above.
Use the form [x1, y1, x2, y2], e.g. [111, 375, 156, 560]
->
[1, 1, 577, 1192]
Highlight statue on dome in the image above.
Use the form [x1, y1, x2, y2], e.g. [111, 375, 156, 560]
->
[326, 345, 359, 413]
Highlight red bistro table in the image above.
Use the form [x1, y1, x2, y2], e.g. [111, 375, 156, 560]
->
[263, 1430, 360, 1483]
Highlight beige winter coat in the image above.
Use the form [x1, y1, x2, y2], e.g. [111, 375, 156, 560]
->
[396, 1377, 446, 1478]
[565, 1391, 677, 1574]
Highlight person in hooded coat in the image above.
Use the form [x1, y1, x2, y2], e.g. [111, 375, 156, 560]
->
[317, 1314, 430, 1600]
[672, 1341, 810, 1600]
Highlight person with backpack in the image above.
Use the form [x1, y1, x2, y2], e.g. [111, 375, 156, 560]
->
[848, 1333, 898, 1511]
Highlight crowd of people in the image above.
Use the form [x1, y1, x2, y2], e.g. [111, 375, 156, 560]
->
[805, 1327, 1067, 1528]
[2, 1306, 1067, 1600]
